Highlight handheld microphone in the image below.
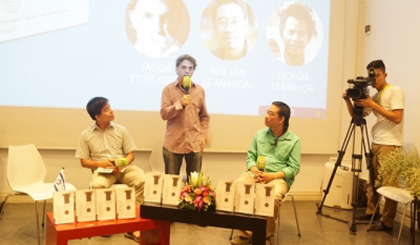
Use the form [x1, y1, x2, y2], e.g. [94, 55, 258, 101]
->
[114, 158, 128, 167]
[183, 76, 191, 94]
[256, 156, 266, 171]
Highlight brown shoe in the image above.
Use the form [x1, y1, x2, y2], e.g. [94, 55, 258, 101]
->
[125, 231, 140, 243]
[369, 221, 393, 232]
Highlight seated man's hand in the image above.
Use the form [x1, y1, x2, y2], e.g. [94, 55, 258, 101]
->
[257, 172, 275, 184]
[250, 166, 262, 183]
[112, 167, 122, 175]
[99, 159, 115, 169]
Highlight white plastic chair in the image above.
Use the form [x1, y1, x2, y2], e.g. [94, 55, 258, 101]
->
[368, 186, 415, 245]
[5, 144, 76, 245]
[276, 191, 301, 244]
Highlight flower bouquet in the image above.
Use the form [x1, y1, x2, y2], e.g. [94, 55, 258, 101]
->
[179, 172, 216, 212]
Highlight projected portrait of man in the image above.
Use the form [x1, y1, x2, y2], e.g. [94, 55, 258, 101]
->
[267, 1, 320, 66]
[200, 0, 258, 61]
[126, 0, 190, 58]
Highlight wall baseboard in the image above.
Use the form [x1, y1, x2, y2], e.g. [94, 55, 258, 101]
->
[288, 190, 322, 201]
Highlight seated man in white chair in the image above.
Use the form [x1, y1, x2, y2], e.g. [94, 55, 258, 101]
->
[231, 101, 301, 245]
[75, 97, 145, 242]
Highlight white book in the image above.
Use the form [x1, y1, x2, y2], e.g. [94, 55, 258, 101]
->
[75, 189, 96, 222]
[215, 179, 235, 212]
[144, 172, 163, 204]
[234, 181, 255, 215]
[162, 174, 182, 206]
[114, 186, 136, 219]
[96, 167, 113, 174]
[254, 183, 275, 217]
[53, 191, 75, 224]
[95, 188, 116, 221]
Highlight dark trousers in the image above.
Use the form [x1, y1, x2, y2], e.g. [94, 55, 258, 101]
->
[162, 148, 202, 180]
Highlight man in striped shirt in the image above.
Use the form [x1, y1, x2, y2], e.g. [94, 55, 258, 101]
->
[160, 54, 209, 178]
[75, 97, 145, 242]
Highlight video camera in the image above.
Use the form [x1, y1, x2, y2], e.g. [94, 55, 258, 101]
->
[346, 68, 377, 99]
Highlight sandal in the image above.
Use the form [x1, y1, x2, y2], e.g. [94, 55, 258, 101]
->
[125, 231, 140, 243]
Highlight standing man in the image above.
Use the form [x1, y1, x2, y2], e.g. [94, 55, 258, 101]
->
[231, 101, 301, 245]
[75, 97, 145, 242]
[343, 60, 405, 231]
[161, 54, 209, 178]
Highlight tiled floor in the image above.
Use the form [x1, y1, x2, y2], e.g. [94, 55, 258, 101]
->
[0, 200, 418, 245]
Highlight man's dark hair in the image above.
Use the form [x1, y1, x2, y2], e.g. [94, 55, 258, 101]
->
[272, 101, 291, 132]
[176, 54, 197, 69]
[366, 59, 386, 73]
[86, 97, 108, 120]
[279, 2, 317, 39]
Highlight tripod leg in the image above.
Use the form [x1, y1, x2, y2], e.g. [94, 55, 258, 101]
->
[316, 120, 356, 214]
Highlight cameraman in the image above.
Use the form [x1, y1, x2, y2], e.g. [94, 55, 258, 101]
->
[342, 60, 405, 232]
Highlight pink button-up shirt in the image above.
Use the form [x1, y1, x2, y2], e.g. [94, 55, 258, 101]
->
[160, 80, 209, 154]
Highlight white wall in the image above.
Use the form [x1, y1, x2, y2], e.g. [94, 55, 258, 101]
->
[363, 0, 420, 151]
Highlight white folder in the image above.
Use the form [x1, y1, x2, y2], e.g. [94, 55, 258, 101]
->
[95, 188, 116, 221]
[113, 186, 136, 219]
[144, 172, 163, 204]
[75, 189, 96, 222]
[215, 179, 235, 212]
[162, 174, 183, 206]
[254, 183, 275, 217]
[234, 181, 255, 215]
[53, 191, 75, 224]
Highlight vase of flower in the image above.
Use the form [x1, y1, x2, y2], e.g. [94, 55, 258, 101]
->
[178, 172, 216, 212]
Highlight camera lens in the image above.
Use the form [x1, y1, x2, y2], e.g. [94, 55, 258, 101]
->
[368, 68, 376, 78]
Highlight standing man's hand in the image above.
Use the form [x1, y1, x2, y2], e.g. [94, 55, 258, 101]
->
[354, 95, 374, 108]
[181, 95, 191, 108]
[342, 89, 349, 100]
[200, 137, 206, 152]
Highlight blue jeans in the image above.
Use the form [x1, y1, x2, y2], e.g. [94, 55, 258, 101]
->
[162, 148, 202, 179]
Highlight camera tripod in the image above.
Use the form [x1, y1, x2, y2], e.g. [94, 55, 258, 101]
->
[316, 113, 377, 235]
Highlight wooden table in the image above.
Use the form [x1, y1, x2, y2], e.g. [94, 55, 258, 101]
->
[46, 205, 170, 245]
[140, 203, 267, 245]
